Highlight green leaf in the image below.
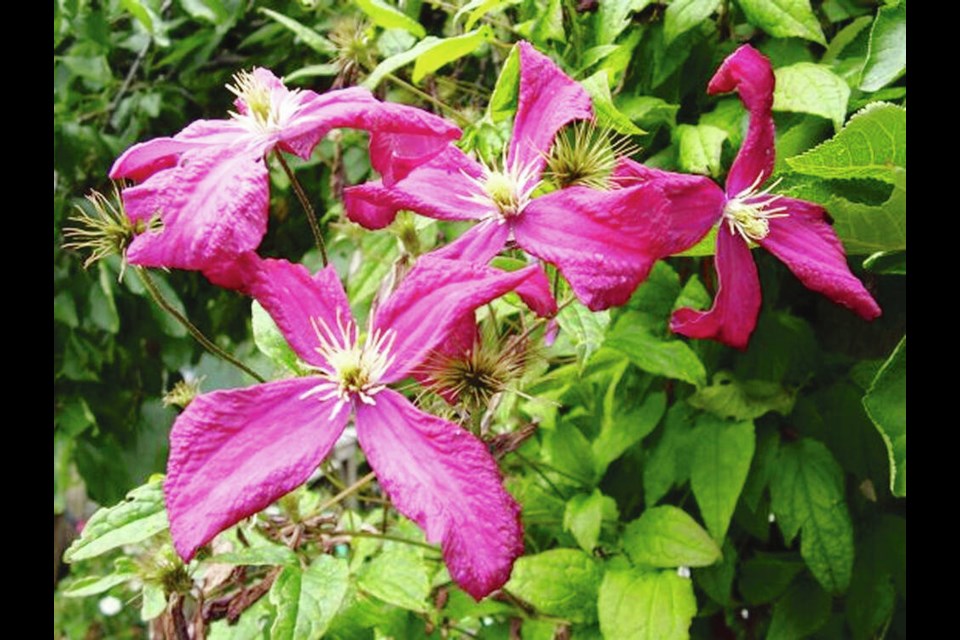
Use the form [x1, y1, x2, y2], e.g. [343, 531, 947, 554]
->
[606, 326, 706, 388]
[119, 0, 154, 32]
[532, 0, 565, 44]
[664, 0, 720, 44]
[180, 0, 230, 23]
[773, 63, 850, 131]
[786, 102, 905, 184]
[63, 572, 136, 597]
[643, 404, 697, 506]
[564, 489, 617, 552]
[822, 14, 873, 63]
[488, 43, 520, 122]
[505, 549, 604, 623]
[622, 505, 721, 568]
[694, 540, 737, 606]
[767, 576, 831, 640]
[355, 0, 426, 37]
[688, 372, 796, 421]
[141, 582, 167, 621]
[64, 478, 168, 562]
[412, 27, 494, 83]
[212, 543, 298, 567]
[271, 556, 350, 640]
[596, 0, 654, 45]
[769, 439, 854, 593]
[54, 291, 79, 328]
[860, 1, 906, 91]
[580, 71, 645, 136]
[259, 8, 336, 54]
[557, 301, 611, 371]
[598, 568, 697, 640]
[593, 390, 666, 476]
[455, 0, 522, 30]
[284, 64, 341, 83]
[690, 416, 756, 541]
[826, 184, 905, 254]
[737, 0, 826, 44]
[356, 547, 431, 612]
[617, 96, 680, 131]
[544, 420, 597, 486]
[863, 336, 906, 497]
[738, 552, 805, 604]
[252, 300, 300, 373]
[676, 124, 728, 177]
[863, 250, 905, 275]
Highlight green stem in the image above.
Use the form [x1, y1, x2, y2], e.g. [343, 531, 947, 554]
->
[384, 73, 471, 127]
[511, 451, 569, 501]
[274, 152, 328, 266]
[136, 267, 265, 383]
[334, 530, 439, 552]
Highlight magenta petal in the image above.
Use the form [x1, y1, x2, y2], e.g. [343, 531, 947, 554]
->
[124, 142, 270, 275]
[165, 378, 349, 561]
[509, 41, 593, 175]
[355, 389, 523, 599]
[244, 257, 353, 369]
[430, 219, 510, 263]
[670, 228, 761, 350]
[364, 103, 462, 185]
[344, 147, 491, 230]
[275, 85, 378, 159]
[708, 45, 776, 196]
[373, 257, 555, 381]
[759, 197, 881, 320]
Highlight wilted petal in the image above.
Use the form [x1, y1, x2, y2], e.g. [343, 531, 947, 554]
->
[759, 197, 881, 320]
[431, 219, 510, 263]
[670, 227, 761, 350]
[245, 256, 353, 369]
[355, 389, 523, 599]
[509, 41, 593, 175]
[165, 378, 349, 561]
[124, 141, 270, 277]
[373, 257, 556, 381]
[344, 146, 490, 230]
[707, 45, 776, 196]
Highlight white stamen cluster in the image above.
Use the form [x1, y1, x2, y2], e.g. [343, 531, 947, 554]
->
[226, 70, 301, 135]
[461, 153, 542, 222]
[299, 311, 397, 418]
[722, 174, 789, 242]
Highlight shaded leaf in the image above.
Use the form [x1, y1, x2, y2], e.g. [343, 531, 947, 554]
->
[596, 0, 654, 45]
[767, 576, 831, 640]
[664, 0, 721, 44]
[689, 372, 796, 421]
[690, 416, 756, 541]
[863, 336, 906, 497]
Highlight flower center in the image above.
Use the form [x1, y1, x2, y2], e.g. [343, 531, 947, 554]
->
[722, 175, 789, 242]
[544, 121, 638, 190]
[462, 154, 541, 221]
[226, 70, 299, 135]
[300, 312, 396, 417]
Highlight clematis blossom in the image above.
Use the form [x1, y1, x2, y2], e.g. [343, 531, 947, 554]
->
[615, 45, 881, 348]
[344, 42, 723, 311]
[163, 253, 556, 599]
[109, 68, 460, 289]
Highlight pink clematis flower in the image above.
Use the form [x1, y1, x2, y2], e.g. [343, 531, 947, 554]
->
[616, 45, 881, 349]
[109, 68, 460, 289]
[344, 42, 723, 311]
[163, 253, 556, 599]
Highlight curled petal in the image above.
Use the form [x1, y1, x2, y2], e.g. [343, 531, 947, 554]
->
[758, 197, 881, 320]
[245, 256, 353, 369]
[275, 85, 379, 159]
[670, 227, 761, 349]
[165, 378, 349, 561]
[355, 389, 523, 600]
[509, 41, 593, 175]
[364, 103, 463, 185]
[344, 147, 490, 230]
[124, 142, 270, 280]
[708, 45, 776, 196]
[373, 257, 556, 381]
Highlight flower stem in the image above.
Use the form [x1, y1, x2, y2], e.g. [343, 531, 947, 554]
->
[313, 471, 377, 516]
[334, 529, 439, 552]
[135, 267, 266, 383]
[274, 151, 329, 267]
[384, 73, 471, 127]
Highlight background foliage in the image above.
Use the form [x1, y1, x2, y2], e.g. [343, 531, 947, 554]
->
[54, 0, 905, 637]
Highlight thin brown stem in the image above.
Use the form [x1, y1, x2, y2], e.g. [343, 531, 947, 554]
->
[274, 151, 328, 266]
[309, 472, 377, 518]
[334, 529, 439, 552]
[136, 267, 265, 383]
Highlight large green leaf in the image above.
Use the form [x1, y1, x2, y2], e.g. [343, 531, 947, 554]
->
[557, 301, 611, 371]
[622, 506, 721, 568]
[737, 0, 826, 44]
[580, 71, 645, 135]
[860, 0, 906, 91]
[688, 372, 796, 421]
[605, 326, 706, 388]
[595, 0, 654, 45]
[259, 8, 336, 54]
[690, 416, 756, 541]
[863, 336, 906, 497]
[598, 569, 697, 640]
[773, 63, 850, 131]
[594, 389, 666, 476]
[270, 556, 350, 640]
[356, 546, 431, 612]
[664, 0, 721, 44]
[767, 576, 831, 639]
[676, 124, 728, 177]
[738, 552, 805, 605]
[643, 404, 697, 506]
[786, 102, 906, 184]
[505, 549, 604, 623]
[64, 477, 168, 562]
[487, 43, 520, 122]
[564, 489, 618, 552]
[412, 27, 494, 83]
[355, 0, 425, 37]
[822, 183, 906, 254]
[769, 439, 854, 593]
